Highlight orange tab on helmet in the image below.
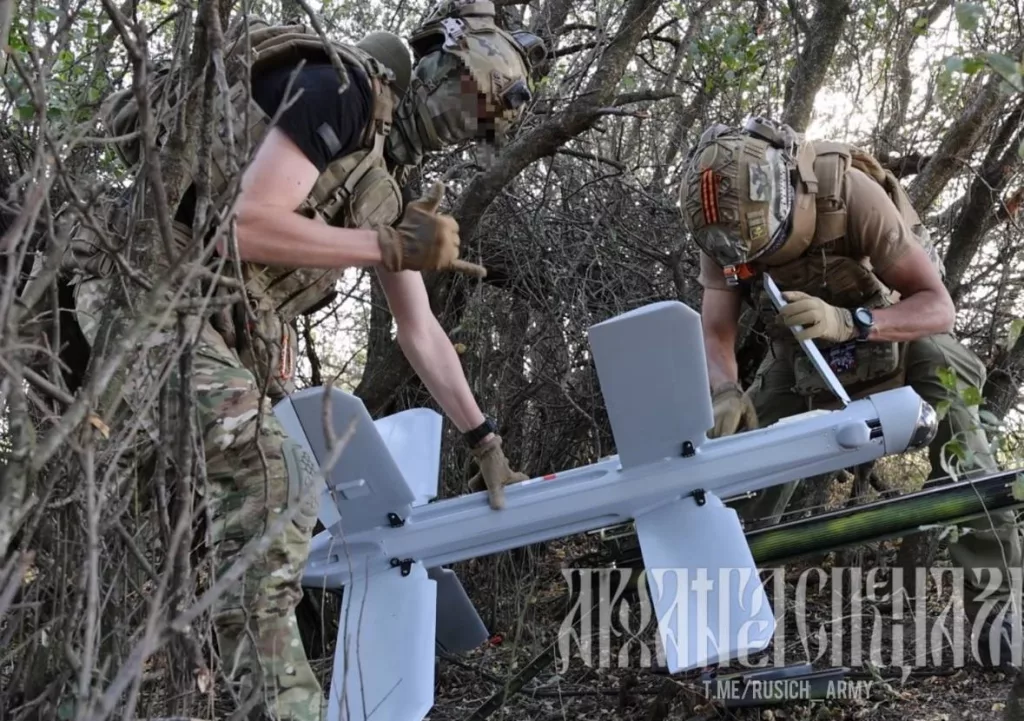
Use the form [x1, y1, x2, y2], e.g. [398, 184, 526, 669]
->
[700, 169, 720, 225]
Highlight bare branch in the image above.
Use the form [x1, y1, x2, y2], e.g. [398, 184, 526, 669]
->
[556, 147, 627, 170]
[613, 89, 679, 106]
[908, 38, 1024, 213]
[453, 0, 666, 244]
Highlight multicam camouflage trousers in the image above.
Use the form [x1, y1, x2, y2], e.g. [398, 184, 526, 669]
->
[732, 332, 1023, 618]
[74, 277, 325, 721]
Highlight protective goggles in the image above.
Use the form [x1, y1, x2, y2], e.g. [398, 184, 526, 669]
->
[511, 29, 548, 68]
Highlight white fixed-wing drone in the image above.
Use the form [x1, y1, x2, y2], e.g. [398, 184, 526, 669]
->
[274, 279, 937, 721]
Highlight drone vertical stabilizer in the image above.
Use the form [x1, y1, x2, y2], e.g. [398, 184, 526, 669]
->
[326, 561, 437, 721]
[587, 300, 714, 469]
[589, 300, 774, 672]
[429, 566, 490, 653]
[274, 387, 420, 537]
[634, 493, 775, 672]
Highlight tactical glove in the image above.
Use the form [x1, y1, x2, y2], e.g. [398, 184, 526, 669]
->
[777, 291, 856, 343]
[467, 434, 529, 510]
[710, 381, 758, 438]
[375, 181, 487, 278]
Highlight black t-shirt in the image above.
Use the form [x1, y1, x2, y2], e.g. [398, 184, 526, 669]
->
[176, 59, 373, 224]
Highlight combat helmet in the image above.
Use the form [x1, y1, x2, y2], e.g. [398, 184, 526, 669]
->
[396, 0, 547, 154]
[679, 116, 817, 283]
[357, 31, 413, 99]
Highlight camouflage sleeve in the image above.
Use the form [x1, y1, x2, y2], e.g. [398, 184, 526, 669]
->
[843, 167, 914, 275]
[697, 250, 732, 291]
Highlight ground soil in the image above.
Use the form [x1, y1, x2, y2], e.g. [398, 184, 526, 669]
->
[420, 534, 1018, 721]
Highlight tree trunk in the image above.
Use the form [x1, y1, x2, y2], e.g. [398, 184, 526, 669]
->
[781, 0, 851, 132]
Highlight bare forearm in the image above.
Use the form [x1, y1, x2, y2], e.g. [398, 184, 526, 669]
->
[866, 290, 955, 342]
[700, 287, 743, 390]
[398, 322, 487, 433]
[227, 201, 383, 268]
[704, 331, 739, 390]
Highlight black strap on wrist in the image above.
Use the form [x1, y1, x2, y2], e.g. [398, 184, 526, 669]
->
[464, 417, 496, 448]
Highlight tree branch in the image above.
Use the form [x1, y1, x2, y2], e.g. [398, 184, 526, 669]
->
[944, 101, 1024, 302]
[453, 0, 665, 243]
[613, 89, 679, 106]
[556, 147, 627, 170]
[781, 0, 851, 132]
[908, 38, 1024, 213]
[874, 0, 953, 155]
[880, 151, 933, 178]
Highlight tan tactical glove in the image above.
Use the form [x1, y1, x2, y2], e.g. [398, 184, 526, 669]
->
[375, 181, 487, 278]
[778, 291, 856, 343]
[467, 434, 529, 510]
[710, 381, 758, 438]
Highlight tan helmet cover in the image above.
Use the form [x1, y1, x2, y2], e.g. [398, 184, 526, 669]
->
[357, 31, 413, 99]
[408, 0, 534, 124]
[679, 122, 814, 269]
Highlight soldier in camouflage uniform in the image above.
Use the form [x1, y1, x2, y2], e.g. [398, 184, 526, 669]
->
[678, 117, 1023, 668]
[63, 2, 543, 718]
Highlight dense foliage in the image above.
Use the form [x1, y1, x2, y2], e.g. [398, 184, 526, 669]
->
[0, 0, 1022, 718]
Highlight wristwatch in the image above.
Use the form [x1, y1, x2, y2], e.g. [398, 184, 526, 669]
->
[852, 307, 874, 341]
[464, 416, 497, 448]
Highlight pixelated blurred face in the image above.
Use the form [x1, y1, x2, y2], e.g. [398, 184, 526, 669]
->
[458, 69, 499, 142]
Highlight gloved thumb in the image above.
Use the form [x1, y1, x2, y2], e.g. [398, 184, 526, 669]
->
[415, 180, 446, 213]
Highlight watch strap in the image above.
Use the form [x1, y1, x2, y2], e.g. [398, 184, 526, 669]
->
[852, 307, 873, 341]
[464, 417, 496, 448]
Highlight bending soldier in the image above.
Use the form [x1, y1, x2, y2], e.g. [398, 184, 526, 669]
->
[678, 117, 1023, 667]
[63, 2, 540, 718]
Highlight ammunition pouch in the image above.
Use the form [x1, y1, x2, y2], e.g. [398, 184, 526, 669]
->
[346, 162, 403, 229]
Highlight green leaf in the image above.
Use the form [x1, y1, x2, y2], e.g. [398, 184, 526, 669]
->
[1019, 137, 1024, 161]
[57, 699, 75, 720]
[913, 16, 930, 35]
[946, 439, 967, 461]
[979, 409, 1002, 428]
[964, 57, 987, 74]
[961, 385, 983, 406]
[937, 366, 958, 391]
[939, 442, 960, 481]
[1013, 474, 1024, 502]
[1007, 318, 1024, 349]
[935, 399, 952, 421]
[985, 52, 1024, 92]
[945, 56, 965, 73]
[621, 73, 637, 91]
[954, 2, 984, 31]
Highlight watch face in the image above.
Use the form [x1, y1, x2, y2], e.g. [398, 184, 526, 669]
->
[855, 308, 873, 326]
